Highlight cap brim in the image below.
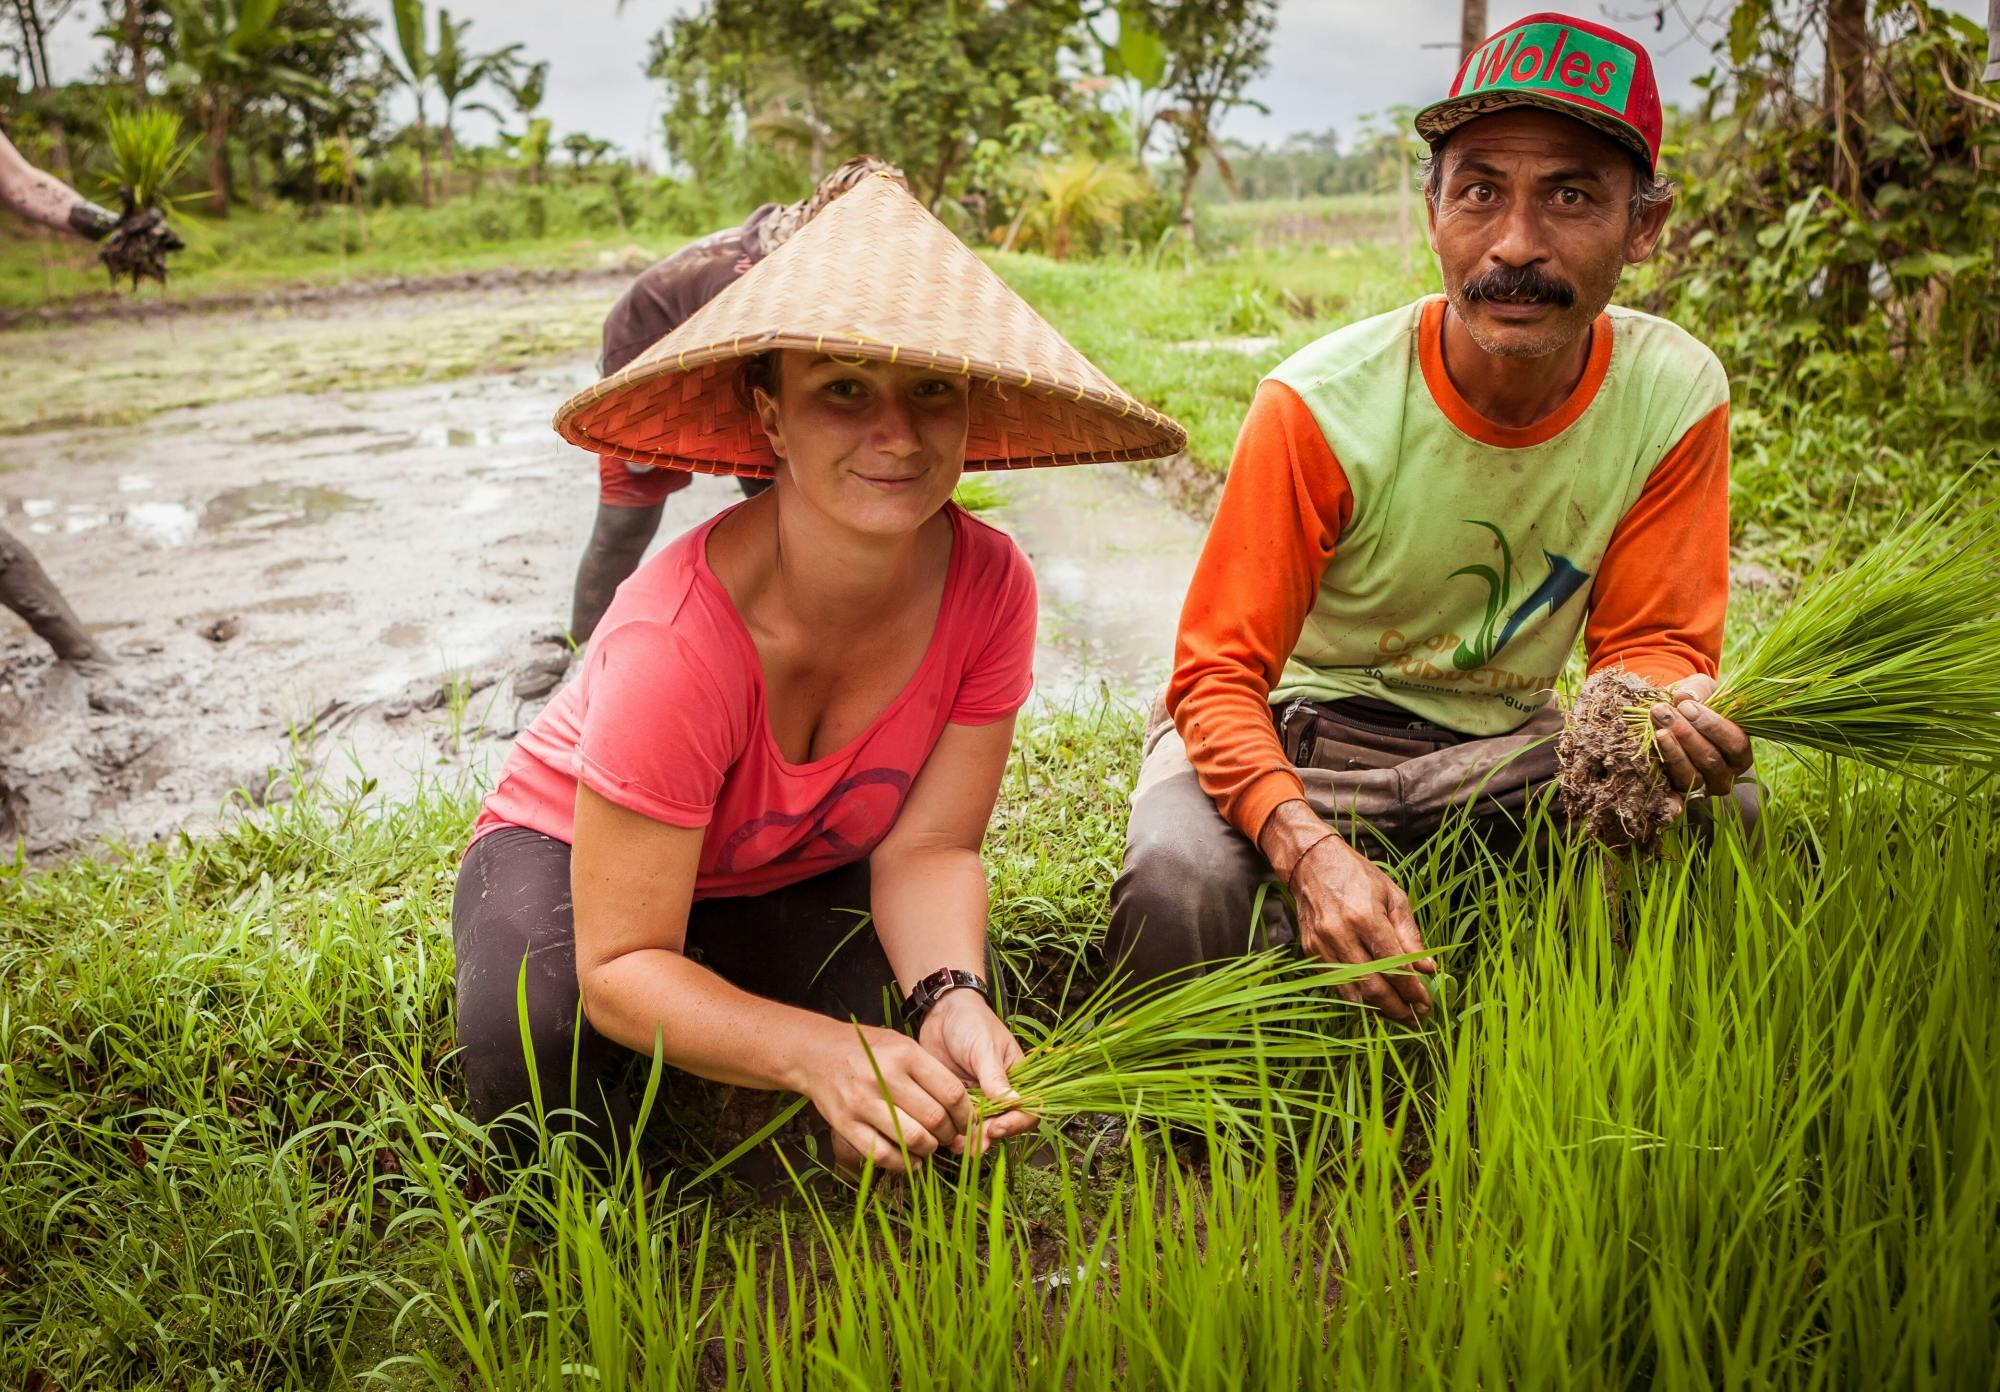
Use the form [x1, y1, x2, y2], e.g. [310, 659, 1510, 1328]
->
[1415, 90, 1654, 174]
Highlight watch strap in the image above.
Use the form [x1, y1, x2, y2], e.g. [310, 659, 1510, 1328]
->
[902, 967, 991, 1029]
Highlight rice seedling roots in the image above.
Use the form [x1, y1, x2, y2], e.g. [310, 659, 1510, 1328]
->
[1558, 669, 1677, 850]
[99, 204, 179, 289]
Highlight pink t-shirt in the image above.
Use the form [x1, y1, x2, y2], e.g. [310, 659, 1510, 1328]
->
[473, 502, 1037, 899]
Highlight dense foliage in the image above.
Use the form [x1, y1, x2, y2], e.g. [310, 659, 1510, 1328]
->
[1646, 0, 1999, 558]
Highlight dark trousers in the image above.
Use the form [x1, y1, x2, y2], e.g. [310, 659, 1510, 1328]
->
[1108, 695, 1760, 988]
[452, 826, 901, 1144]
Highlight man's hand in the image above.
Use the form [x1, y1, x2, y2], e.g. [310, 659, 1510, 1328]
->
[1259, 800, 1433, 1023]
[917, 989, 1037, 1152]
[1648, 673, 1753, 803]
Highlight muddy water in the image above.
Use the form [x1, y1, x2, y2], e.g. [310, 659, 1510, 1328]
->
[0, 363, 1202, 857]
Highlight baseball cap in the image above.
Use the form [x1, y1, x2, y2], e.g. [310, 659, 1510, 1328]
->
[1414, 13, 1663, 175]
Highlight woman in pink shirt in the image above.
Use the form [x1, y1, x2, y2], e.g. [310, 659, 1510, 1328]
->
[453, 176, 1184, 1170]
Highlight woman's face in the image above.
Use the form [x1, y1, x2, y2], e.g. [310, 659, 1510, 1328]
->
[753, 350, 969, 536]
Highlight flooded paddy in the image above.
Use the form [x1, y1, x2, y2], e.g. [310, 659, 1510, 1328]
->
[0, 322, 1203, 857]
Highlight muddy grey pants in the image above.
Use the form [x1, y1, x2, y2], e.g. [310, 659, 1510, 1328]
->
[452, 826, 902, 1144]
[1107, 696, 1759, 987]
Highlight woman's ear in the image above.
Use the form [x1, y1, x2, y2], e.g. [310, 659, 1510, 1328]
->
[752, 385, 787, 461]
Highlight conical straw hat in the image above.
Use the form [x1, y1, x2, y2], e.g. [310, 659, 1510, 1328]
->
[553, 174, 1187, 477]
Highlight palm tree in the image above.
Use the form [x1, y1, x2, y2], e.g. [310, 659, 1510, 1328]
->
[159, 0, 328, 215]
[378, 0, 435, 205]
[430, 9, 520, 187]
[379, 1, 519, 204]
[495, 60, 550, 186]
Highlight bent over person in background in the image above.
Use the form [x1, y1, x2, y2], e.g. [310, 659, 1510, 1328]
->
[456, 175, 1186, 1170]
[515, 156, 909, 700]
[0, 126, 181, 670]
[1111, 13, 1758, 1022]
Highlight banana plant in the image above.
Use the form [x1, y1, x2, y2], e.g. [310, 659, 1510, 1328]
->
[431, 9, 521, 182]
[159, 0, 329, 215]
[379, 2, 522, 204]
[377, 0, 435, 205]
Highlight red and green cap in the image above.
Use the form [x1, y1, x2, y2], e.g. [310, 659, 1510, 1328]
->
[1415, 13, 1663, 175]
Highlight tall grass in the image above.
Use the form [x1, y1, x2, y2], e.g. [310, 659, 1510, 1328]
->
[1702, 489, 2000, 768]
[3, 707, 1995, 1387]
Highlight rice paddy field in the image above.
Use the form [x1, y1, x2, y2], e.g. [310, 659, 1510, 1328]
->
[2, 692, 1995, 1388]
[5, 189, 1999, 1389]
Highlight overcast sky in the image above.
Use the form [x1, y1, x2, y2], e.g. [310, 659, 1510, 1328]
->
[39, 0, 1991, 163]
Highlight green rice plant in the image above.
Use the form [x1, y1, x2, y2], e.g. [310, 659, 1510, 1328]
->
[1566, 487, 2000, 844]
[976, 946, 1400, 1132]
[1692, 487, 2000, 768]
[98, 106, 196, 213]
[5, 707, 1998, 1387]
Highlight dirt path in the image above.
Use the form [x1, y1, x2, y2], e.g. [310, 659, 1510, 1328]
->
[0, 347, 1203, 859]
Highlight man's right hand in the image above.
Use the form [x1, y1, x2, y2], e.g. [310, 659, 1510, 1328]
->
[1259, 800, 1434, 1023]
[802, 1021, 975, 1172]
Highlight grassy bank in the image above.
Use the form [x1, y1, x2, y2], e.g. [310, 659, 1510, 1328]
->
[2, 700, 1993, 1387]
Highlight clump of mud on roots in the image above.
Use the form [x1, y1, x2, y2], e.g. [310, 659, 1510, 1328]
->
[98, 205, 178, 289]
[1558, 668, 1680, 850]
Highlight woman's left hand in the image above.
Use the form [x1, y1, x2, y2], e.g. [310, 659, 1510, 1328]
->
[916, 990, 1038, 1153]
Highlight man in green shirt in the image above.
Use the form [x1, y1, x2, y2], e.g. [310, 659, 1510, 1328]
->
[1111, 13, 1756, 1021]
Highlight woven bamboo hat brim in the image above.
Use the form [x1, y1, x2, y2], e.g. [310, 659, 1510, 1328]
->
[553, 175, 1187, 477]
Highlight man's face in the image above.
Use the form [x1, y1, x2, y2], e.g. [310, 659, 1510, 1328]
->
[1425, 109, 1670, 359]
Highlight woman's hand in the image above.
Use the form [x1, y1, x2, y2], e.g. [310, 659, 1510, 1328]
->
[917, 989, 1038, 1151]
[800, 1020, 977, 1171]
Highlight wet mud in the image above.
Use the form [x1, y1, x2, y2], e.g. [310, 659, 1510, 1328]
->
[0, 342, 1201, 859]
[1557, 668, 1678, 849]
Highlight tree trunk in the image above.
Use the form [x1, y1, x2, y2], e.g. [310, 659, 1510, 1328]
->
[1823, 0, 1868, 203]
[123, 0, 147, 94]
[415, 103, 435, 209]
[1178, 138, 1201, 250]
[1459, 0, 1488, 64]
[923, 141, 959, 209]
[340, 124, 368, 249]
[204, 95, 232, 216]
[1822, 0, 1870, 324]
[13, 0, 50, 90]
[437, 114, 455, 201]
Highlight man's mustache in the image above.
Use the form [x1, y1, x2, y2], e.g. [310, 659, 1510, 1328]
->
[1460, 266, 1578, 309]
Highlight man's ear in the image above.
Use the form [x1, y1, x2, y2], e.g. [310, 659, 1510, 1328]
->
[753, 386, 786, 461]
[1623, 191, 1673, 265]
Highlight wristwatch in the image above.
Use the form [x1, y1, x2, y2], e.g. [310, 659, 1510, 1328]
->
[902, 967, 991, 1030]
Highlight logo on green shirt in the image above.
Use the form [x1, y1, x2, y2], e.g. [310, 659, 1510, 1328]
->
[1449, 520, 1592, 671]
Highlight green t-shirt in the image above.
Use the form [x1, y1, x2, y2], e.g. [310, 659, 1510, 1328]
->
[1263, 296, 1728, 736]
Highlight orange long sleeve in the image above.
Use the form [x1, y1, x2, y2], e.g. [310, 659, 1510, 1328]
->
[1166, 380, 1353, 842]
[1584, 401, 1731, 687]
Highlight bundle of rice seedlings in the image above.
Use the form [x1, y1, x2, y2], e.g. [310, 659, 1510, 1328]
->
[974, 948, 1403, 1134]
[1560, 489, 2000, 846]
[96, 105, 194, 288]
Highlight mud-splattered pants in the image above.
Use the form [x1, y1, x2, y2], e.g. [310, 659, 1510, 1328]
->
[452, 826, 901, 1146]
[1108, 695, 1760, 987]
